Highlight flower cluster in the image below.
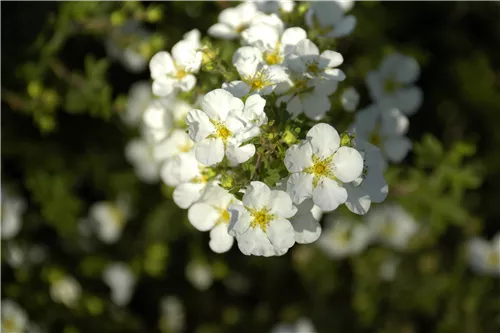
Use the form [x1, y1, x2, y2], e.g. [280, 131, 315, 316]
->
[119, 1, 426, 257]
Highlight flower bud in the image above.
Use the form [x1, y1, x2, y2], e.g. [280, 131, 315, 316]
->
[340, 132, 355, 147]
[282, 130, 297, 145]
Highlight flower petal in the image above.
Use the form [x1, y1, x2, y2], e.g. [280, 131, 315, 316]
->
[319, 50, 344, 69]
[222, 81, 251, 98]
[236, 227, 276, 256]
[393, 86, 423, 116]
[227, 204, 252, 237]
[344, 184, 372, 215]
[383, 137, 412, 163]
[178, 74, 196, 92]
[287, 172, 314, 205]
[209, 223, 234, 253]
[312, 178, 347, 211]
[173, 182, 205, 209]
[329, 15, 356, 38]
[332, 146, 364, 183]
[208, 23, 238, 39]
[268, 190, 297, 219]
[266, 218, 295, 253]
[149, 51, 175, 79]
[195, 137, 225, 166]
[284, 141, 313, 173]
[242, 181, 272, 210]
[306, 123, 340, 158]
[226, 143, 256, 164]
[186, 109, 215, 142]
[201, 89, 244, 121]
[188, 202, 219, 231]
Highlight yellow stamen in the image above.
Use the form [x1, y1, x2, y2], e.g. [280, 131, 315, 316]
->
[370, 132, 381, 146]
[175, 69, 187, 80]
[209, 119, 233, 143]
[264, 45, 282, 65]
[249, 207, 274, 232]
[307, 62, 320, 75]
[305, 154, 335, 188]
[384, 78, 400, 93]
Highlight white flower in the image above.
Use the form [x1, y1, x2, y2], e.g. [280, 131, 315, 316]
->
[223, 46, 289, 98]
[254, 0, 295, 14]
[183, 29, 202, 48]
[185, 261, 214, 291]
[125, 136, 161, 183]
[341, 87, 359, 112]
[366, 52, 422, 115]
[105, 20, 149, 73]
[103, 262, 136, 306]
[366, 204, 419, 250]
[277, 84, 332, 120]
[353, 102, 412, 164]
[271, 317, 317, 333]
[121, 81, 153, 127]
[466, 233, 500, 276]
[5, 242, 25, 268]
[343, 139, 389, 215]
[285, 123, 364, 212]
[186, 89, 266, 166]
[241, 16, 306, 66]
[50, 275, 82, 308]
[1, 299, 28, 333]
[89, 199, 130, 244]
[317, 215, 372, 258]
[1, 189, 26, 240]
[208, 2, 259, 40]
[142, 98, 192, 142]
[188, 183, 239, 253]
[159, 296, 185, 333]
[153, 129, 194, 162]
[305, 1, 357, 38]
[228, 181, 298, 257]
[150, 39, 202, 97]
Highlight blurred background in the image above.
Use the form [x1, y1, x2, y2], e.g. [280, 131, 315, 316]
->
[1, 1, 500, 333]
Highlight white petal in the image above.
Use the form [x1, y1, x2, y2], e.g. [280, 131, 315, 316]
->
[287, 172, 314, 205]
[319, 50, 344, 69]
[364, 171, 389, 203]
[242, 181, 272, 210]
[285, 94, 303, 118]
[284, 141, 313, 173]
[329, 15, 356, 38]
[209, 224, 234, 253]
[218, 7, 243, 28]
[225, 143, 256, 164]
[294, 39, 320, 57]
[173, 182, 205, 209]
[311, 1, 343, 27]
[266, 218, 295, 252]
[281, 27, 307, 51]
[178, 74, 196, 92]
[227, 204, 252, 237]
[237, 227, 276, 256]
[186, 109, 215, 142]
[268, 190, 297, 219]
[171, 40, 202, 73]
[302, 93, 331, 121]
[222, 81, 251, 98]
[381, 107, 409, 136]
[332, 146, 364, 183]
[201, 89, 244, 121]
[243, 94, 267, 122]
[312, 178, 347, 212]
[195, 138, 225, 166]
[152, 77, 176, 97]
[290, 201, 322, 244]
[354, 104, 379, 138]
[306, 123, 340, 158]
[383, 137, 412, 163]
[188, 203, 219, 231]
[393, 87, 423, 116]
[161, 153, 199, 187]
[345, 184, 371, 215]
[149, 51, 175, 79]
[392, 54, 420, 84]
[208, 23, 238, 39]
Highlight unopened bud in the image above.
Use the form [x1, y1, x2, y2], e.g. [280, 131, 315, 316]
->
[282, 130, 297, 145]
[340, 132, 355, 147]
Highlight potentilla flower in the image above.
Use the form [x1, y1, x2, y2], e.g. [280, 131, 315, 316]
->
[208, 2, 259, 40]
[122, 81, 153, 127]
[103, 262, 136, 307]
[1, 188, 26, 240]
[142, 98, 192, 142]
[185, 261, 214, 291]
[1, 299, 28, 333]
[366, 204, 419, 250]
[276, 82, 332, 120]
[285, 123, 364, 212]
[50, 275, 82, 308]
[228, 181, 298, 256]
[223, 46, 289, 98]
[305, 1, 357, 38]
[317, 215, 372, 259]
[366, 52, 422, 115]
[186, 89, 266, 166]
[341, 87, 359, 112]
[188, 182, 240, 253]
[125, 135, 161, 183]
[353, 102, 412, 164]
[89, 198, 130, 244]
[153, 129, 194, 162]
[343, 139, 389, 215]
[271, 317, 317, 333]
[466, 232, 500, 276]
[149, 39, 202, 97]
[241, 15, 306, 66]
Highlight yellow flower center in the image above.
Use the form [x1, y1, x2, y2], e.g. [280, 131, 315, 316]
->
[264, 45, 282, 65]
[218, 209, 231, 224]
[209, 119, 233, 143]
[244, 72, 270, 92]
[381, 222, 395, 239]
[370, 132, 381, 146]
[335, 229, 351, 246]
[305, 154, 334, 188]
[175, 69, 187, 80]
[2, 319, 17, 331]
[235, 24, 248, 33]
[307, 62, 320, 75]
[249, 207, 274, 232]
[178, 142, 193, 153]
[384, 78, 400, 93]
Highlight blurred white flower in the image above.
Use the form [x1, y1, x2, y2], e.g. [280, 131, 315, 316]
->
[125, 135, 162, 184]
[467, 232, 500, 276]
[208, 2, 259, 40]
[305, 1, 357, 38]
[121, 81, 153, 127]
[366, 52, 422, 115]
[1, 299, 28, 333]
[159, 296, 185, 333]
[271, 317, 316, 333]
[185, 261, 213, 291]
[341, 87, 359, 112]
[1, 188, 26, 240]
[89, 198, 130, 244]
[50, 275, 82, 308]
[367, 204, 419, 250]
[142, 98, 192, 142]
[5, 243, 48, 269]
[103, 262, 136, 306]
[105, 21, 150, 73]
[379, 255, 401, 281]
[317, 215, 372, 258]
[254, 0, 295, 14]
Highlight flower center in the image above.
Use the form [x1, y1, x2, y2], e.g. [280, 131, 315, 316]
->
[384, 78, 400, 93]
[178, 142, 193, 153]
[2, 319, 17, 331]
[249, 207, 274, 231]
[307, 62, 320, 75]
[219, 209, 231, 224]
[175, 69, 187, 80]
[210, 119, 233, 142]
[370, 132, 381, 146]
[264, 45, 282, 65]
[244, 71, 271, 92]
[335, 229, 351, 246]
[305, 154, 334, 187]
[381, 222, 395, 239]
